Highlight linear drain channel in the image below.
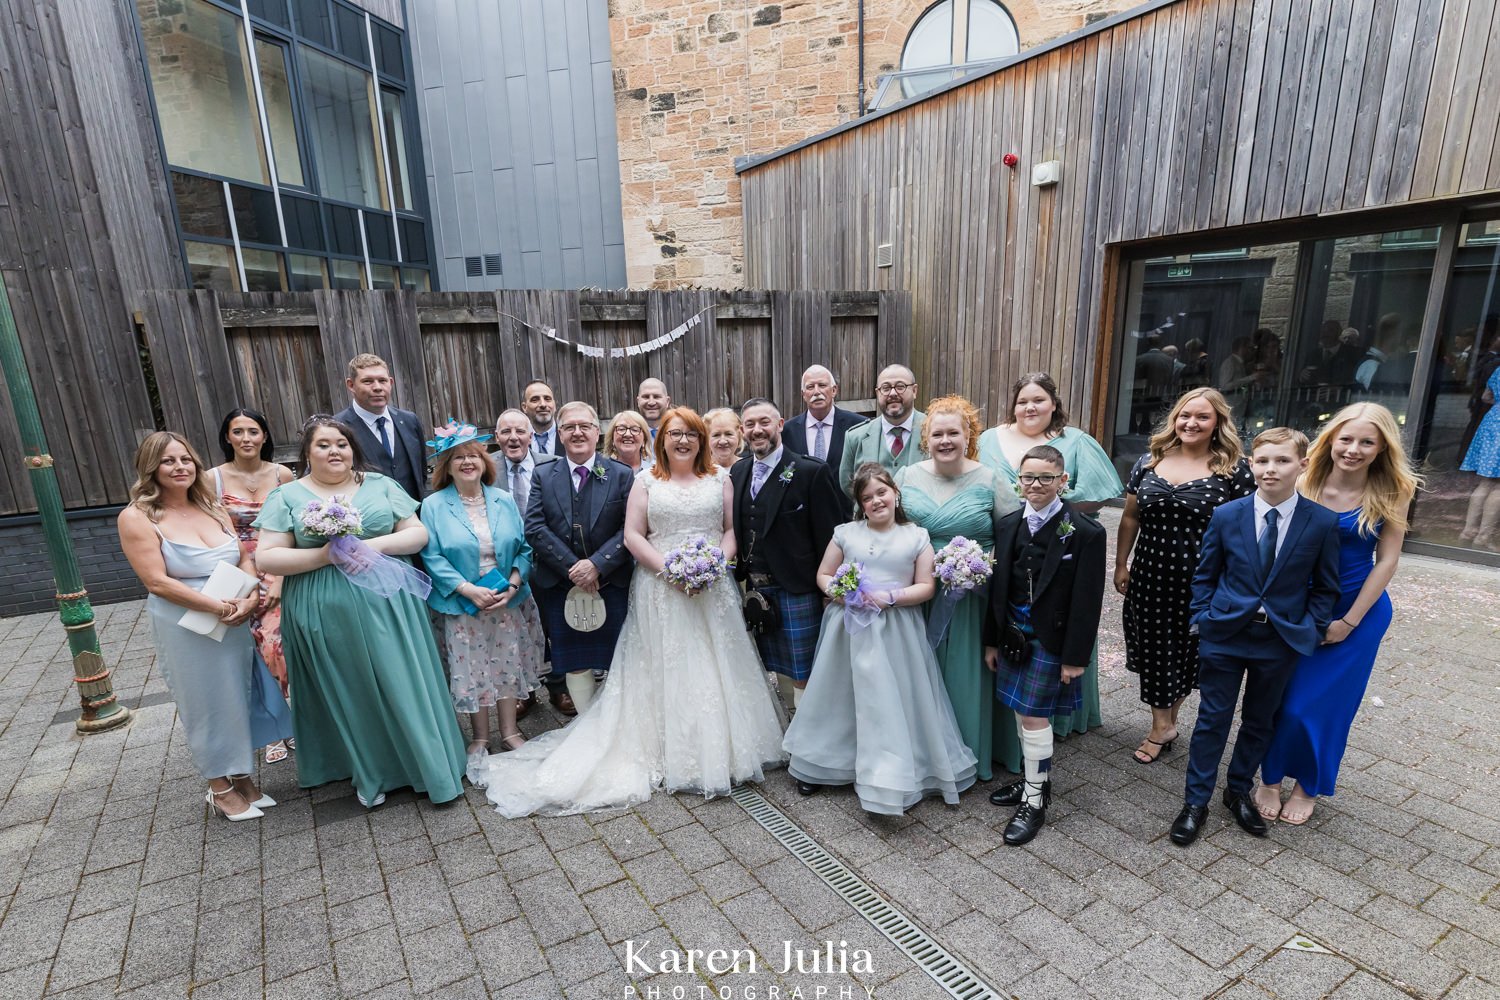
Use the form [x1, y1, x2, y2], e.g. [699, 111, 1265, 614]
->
[730, 786, 1002, 1000]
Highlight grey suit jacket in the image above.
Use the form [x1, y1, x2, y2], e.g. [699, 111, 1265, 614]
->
[837, 408, 927, 496]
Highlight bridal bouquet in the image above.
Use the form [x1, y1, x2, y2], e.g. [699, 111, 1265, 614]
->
[928, 536, 995, 648]
[829, 561, 880, 635]
[301, 495, 431, 600]
[660, 536, 729, 596]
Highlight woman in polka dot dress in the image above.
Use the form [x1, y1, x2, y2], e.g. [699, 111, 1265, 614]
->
[1114, 388, 1254, 764]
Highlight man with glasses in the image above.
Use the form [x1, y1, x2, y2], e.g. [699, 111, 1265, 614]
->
[837, 364, 927, 496]
[523, 402, 635, 716]
[784, 364, 867, 472]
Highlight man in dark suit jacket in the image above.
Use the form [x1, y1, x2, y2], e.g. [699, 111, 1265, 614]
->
[731, 398, 846, 778]
[522, 379, 566, 457]
[1171, 428, 1340, 846]
[783, 364, 867, 472]
[524, 401, 634, 715]
[334, 352, 427, 500]
[982, 445, 1107, 846]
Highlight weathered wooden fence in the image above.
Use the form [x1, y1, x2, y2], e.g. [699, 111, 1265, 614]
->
[104, 288, 906, 499]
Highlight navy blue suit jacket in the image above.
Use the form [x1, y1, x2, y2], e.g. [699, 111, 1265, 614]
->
[523, 454, 635, 591]
[1190, 494, 1341, 657]
[334, 404, 427, 500]
[782, 407, 867, 473]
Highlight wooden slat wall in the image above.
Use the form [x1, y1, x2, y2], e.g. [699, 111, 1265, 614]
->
[737, 0, 1500, 431]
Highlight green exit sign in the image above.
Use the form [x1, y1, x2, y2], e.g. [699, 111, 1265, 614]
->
[1167, 264, 1193, 278]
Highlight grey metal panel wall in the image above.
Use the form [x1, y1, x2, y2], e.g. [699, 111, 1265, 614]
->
[410, 0, 627, 291]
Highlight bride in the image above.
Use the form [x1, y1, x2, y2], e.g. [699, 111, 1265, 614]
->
[470, 406, 787, 816]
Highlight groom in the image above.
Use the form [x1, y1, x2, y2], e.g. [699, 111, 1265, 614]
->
[731, 399, 846, 738]
[524, 401, 634, 716]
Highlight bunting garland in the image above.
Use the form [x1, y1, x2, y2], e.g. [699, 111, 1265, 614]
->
[499, 304, 714, 360]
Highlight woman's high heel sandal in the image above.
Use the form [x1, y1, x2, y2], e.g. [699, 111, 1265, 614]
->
[1133, 733, 1177, 764]
[207, 785, 264, 822]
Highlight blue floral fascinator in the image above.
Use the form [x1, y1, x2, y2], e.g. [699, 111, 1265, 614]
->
[426, 419, 492, 456]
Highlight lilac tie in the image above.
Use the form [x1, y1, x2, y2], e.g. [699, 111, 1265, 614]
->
[750, 462, 770, 499]
[813, 421, 827, 461]
[574, 466, 588, 493]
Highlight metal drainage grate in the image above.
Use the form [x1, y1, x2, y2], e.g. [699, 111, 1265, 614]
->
[730, 785, 1003, 1000]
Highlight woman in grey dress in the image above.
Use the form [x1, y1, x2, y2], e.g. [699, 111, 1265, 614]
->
[118, 432, 293, 821]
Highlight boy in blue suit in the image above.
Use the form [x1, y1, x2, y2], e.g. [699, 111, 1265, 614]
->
[1170, 427, 1341, 845]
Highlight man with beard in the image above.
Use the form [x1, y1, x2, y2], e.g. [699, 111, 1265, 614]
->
[837, 364, 927, 496]
[636, 378, 671, 440]
[522, 380, 564, 457]
[784, 364, 867, 471]
[731, 398, 847, 717]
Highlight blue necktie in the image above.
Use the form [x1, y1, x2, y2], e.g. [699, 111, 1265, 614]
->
[375, 415, 393, 457]
[1259, 508, 1280, 580]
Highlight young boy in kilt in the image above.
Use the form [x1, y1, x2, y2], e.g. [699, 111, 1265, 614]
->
[983, 445, 1107, 845]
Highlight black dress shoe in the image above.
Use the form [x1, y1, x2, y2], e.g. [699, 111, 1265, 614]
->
[796, 780, 822, 796]
[1002, 802, 1046, 845]
[1223, 791, 1269, 837]
[989, 779, 1052, 807]
[1170, 803, 1209, 846]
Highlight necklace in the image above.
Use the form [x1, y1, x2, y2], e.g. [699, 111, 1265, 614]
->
[234, 463, 270, 497]
[459, 492, 485, 506]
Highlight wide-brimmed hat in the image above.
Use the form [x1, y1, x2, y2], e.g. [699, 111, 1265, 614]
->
[426, 419, 492, 456]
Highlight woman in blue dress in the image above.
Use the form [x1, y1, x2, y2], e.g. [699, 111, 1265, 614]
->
[898, 396, 1020, 778]
[979, 372, 1121, 739]
[1459, 362, 1500, 549]
[1257, 403, 1421, 825]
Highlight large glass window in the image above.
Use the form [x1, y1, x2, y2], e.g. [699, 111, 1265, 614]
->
[301, 47, 385, 208]
[1412, 216, 1500, 554]
[1112, 229, 1436, 478]
[137, 0, 268, 183]
[381, 88, 413, 211]
[890, 0, 1021, 103]
[254, 39, 305, 187]
[185, 241, 238, 292]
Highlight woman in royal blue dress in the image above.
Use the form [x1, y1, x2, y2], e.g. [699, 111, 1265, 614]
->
[1256, 403, 1421, 825]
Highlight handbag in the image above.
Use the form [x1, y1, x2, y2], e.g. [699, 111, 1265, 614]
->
[742, 587, 782, 635]
[999, 620, 1030, 665]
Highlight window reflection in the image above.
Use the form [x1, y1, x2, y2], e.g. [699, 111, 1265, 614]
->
[185, 241, 238, 292]
[254, 39, 305, 187]
[381, 88, 413, 211]
[301, 47, 385, 208]
[241, 248, 285, 291]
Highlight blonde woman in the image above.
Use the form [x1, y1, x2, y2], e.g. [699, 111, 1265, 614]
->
[1256, 403, 1421, 824]
[117, 432, 292, 821]
[604, 409, 654, 476]
[703, 407, 744, 470]
[1115, 388, 1254, 764]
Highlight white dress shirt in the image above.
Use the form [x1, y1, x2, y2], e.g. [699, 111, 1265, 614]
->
[881, 414, 915, 457]
[805, 413, 833, 460]
[1023, 497, 1063, 536]
[567, 455, 597, 492]
[531, 427, 556, 456]
[1252, 491, 1298, 558]
[504, 453, 536, 508]
[351, 402, 393, 453]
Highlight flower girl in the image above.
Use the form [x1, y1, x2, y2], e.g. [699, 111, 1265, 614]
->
[783, 463, 978, 814]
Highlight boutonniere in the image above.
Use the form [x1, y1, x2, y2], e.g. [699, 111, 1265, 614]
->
[591, 463, 608, 483]
[778, 464, 795, 485]
[1056, 514, 1076, 541]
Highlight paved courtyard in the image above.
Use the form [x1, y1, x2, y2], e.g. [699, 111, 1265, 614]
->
[1, 512, 1498, 1000]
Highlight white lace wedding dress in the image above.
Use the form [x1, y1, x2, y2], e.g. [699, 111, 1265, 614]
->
[470, 469, 787, 817]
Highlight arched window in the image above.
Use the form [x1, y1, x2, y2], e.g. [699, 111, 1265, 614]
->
[881, 0, 1020, 107]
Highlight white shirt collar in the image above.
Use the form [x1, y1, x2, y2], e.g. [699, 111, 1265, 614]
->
[807, 410, 832, 428]
[352, 402, 390, 427]
[1253, 491, 1298, 522]
[1024, 497, 1063, 524]
[567, 455, 597, 477]
[504, 452, 534, 474]
[881, 413, 914, 436]
[755, 445, 785, 470]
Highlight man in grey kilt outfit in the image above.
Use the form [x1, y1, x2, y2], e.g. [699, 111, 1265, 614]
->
[731, 399, 847, 755]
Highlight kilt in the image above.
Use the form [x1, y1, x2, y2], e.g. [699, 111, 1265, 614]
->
[995, 605, 1081, 718]
[753, 586, 823, 682]
[538, 581, 628, 674]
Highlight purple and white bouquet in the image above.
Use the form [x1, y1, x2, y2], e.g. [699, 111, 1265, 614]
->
[928, 536, 995, 648]
[829, 561, 881, 635]
[301, 495, 431, 600]
[660, 536, 729, 596]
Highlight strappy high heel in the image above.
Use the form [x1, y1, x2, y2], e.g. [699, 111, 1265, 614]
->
[207, 785, 264, 822]
[229, 774, 277, 808]
[1133, 731, 1178, 764]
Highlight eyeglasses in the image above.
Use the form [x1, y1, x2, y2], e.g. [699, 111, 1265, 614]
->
[1017, 473, 1062, 486]
[558, 421, 597, 433]
[664, 429, 699, 441]
[876, 382, 914, 395]
[612, 426, 642, 437]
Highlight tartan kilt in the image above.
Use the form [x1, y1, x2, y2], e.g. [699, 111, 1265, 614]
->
[538, 581, 628, 674]
[753, 586, 823, 682]
[995, 609, 1081, 718]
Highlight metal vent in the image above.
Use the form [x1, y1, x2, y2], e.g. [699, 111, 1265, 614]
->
[876, 242, 893, 267]
[730, 786, 1002, 999]
[484, 253, 502, 275]
[464, 255, 482, 277]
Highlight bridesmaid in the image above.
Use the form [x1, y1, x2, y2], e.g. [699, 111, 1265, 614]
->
[897, 396, 1020, 778]
[117, 432, 292, 820]
[979, 371, 1122, 738]
[255, 417, 466, 808]
[1115, 388, 1253, 764]
[210, 407, 295, 762]
[1256, 403, 1420, 824]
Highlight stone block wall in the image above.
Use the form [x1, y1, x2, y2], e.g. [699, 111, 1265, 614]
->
[0, 509, 144, 618]
[608, 0, 1120, 289]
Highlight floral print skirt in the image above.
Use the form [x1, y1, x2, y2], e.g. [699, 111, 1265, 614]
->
[442, 596, 546, 712]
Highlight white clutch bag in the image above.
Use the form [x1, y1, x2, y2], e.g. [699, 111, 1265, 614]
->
[178, 561, 260, 642]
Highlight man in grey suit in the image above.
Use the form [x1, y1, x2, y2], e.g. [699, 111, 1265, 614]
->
[333, 352, 428, 500]
[837, 363, 927, 495]
[493, 408, 568, 716]
[783, 364, 867, 472]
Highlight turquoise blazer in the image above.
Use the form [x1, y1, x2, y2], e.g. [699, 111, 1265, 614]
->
[419, 484, 533, 616]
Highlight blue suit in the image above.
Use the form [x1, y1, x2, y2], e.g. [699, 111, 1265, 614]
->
[418, 484, 533, 616]
[1183, 493, 1341, 806]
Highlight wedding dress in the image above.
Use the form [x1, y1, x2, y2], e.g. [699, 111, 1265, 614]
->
[470, 469, 787, 817]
